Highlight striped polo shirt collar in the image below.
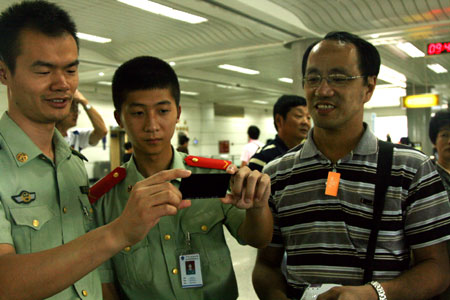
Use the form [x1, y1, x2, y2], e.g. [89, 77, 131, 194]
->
[300, 123, 378, 161]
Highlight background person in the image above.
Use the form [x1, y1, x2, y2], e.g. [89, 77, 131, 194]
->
[252, 31, 450, 300]
[429, 111, 450, 194]
[399, 136, 413, 147]
[122, 141, 133, 162]
[177, 131, 190, 154]
[429, 110, 450, 300]
[248, 95, 311, 172]
[56, 89, 108, 151]
[240, 125, 263, 167]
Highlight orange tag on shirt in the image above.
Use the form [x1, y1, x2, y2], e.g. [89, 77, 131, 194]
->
[325, 171, 340, 196]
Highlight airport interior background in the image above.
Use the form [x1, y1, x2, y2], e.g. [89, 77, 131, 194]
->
[0, 1, 449, 299]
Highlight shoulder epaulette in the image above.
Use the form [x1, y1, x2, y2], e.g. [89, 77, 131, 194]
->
[88, 166, 126, 204]
[71, 148, 88, 162]
[184, 155, 232, 170]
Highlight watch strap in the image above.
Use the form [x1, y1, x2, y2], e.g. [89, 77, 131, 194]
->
[369, 281, 387, 300]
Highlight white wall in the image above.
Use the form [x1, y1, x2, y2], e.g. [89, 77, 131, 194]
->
[173, 100, 275, 165]
[364, 106, 408, 144]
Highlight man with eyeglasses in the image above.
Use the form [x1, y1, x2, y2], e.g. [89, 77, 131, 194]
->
[253, 31, 450, 300]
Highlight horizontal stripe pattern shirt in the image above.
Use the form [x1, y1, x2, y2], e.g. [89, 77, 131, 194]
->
[264, 125, 450, 286]
[248, 135, 289, 172]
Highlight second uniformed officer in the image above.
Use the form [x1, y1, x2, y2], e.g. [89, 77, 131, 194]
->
[94, 56, 273, 300]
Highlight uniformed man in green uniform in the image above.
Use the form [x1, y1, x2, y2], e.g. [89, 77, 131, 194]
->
[0, 2, 209, 299]
[94, 56, 274, 300]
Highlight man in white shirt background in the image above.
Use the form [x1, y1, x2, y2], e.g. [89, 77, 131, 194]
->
[56, 89, 108, 151]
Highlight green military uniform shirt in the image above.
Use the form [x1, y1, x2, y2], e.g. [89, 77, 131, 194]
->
[0, 113, 102, 300]
[94, 150, 246, 300]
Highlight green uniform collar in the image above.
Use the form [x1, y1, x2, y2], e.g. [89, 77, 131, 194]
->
[170, 147, 188, 171]
[0, 112, 72, 167]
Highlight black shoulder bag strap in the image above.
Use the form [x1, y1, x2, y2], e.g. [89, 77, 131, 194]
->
[362, 140, 394, 284]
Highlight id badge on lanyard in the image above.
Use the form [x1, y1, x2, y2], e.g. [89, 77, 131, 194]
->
[179, 232, 203, 288]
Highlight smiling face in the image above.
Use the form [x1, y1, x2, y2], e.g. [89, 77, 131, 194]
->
[0, 28, 79, 128]
[304, 40, 376, 133]
[115, 88, 180, 159]
[277, 105, 311, 148]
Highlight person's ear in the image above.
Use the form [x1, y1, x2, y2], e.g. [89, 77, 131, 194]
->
[114, 110, 123, 128]
[176, 105, 181, 123]
[0, 61, 9, 85]
[363, 75, 377, 104]
[275, 114, 283, 129]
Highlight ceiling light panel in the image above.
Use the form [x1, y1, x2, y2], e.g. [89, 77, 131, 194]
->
[396, 42, 425, 58]
[252, 100, 269, 104]
[378, 65, 407, 88]
[181, 90, 199, 96]
[427, 64, 448, 74]
[278, 77, 293, 83]
[76, 32, 111, 43]
[97, 81, 112, 86]
[218, 64, 260, 75]
[117, 0, 207, 24]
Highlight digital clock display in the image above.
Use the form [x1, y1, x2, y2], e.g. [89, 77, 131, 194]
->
[427, 42, 450, 55]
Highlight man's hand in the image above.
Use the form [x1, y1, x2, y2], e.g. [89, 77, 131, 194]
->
[221, 165, 273, 248]
[221, 165, 270, 210]
[73, 89, 89, 106]
[72, 89, 108, 145]
[317, 285, 377, 300]
[113, 169, 192, 246]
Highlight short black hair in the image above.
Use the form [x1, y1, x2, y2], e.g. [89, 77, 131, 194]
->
[124, 141, 132, 150]
[247, 125, 260, 140]
[301, 31, 380, 85]
[0, 0, 78, 73]
[399, 137, 412, 146]
[429, 111, 450, 144]
[273, 95, 307, 131]
[178, 135, 190, 145]
[112, 56, 180, 113]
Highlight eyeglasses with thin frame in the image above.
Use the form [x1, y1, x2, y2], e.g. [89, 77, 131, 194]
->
[302, 74, 366, 88]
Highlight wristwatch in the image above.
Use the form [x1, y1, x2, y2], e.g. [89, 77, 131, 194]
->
[369, 281, 387, 300]
[84, 104, 92, 110]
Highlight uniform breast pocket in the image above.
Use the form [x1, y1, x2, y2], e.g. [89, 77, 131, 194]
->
[78, 195, 96, 232]
[9, 205, 56, 253]
[181, 211, 229, 265]
[112, 237, 153, 288]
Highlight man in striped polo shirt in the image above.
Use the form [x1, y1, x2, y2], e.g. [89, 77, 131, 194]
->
[253, 31, 450, 300]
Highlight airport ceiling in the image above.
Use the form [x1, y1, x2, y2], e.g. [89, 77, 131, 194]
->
[1, 0, 449, 108]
